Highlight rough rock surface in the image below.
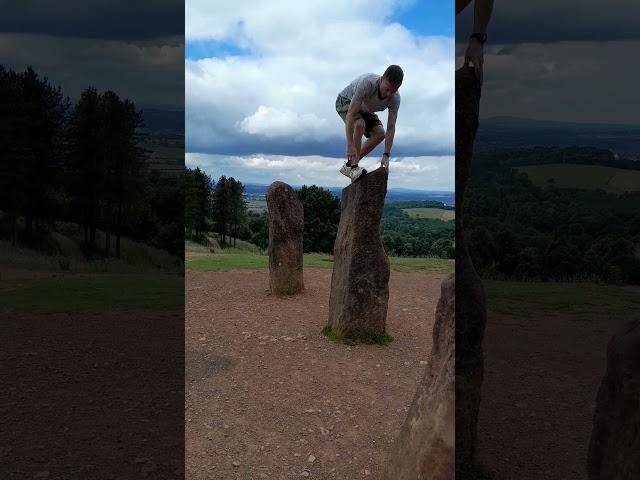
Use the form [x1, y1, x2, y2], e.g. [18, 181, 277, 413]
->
[266, 181, 304, 295]
[382, 273, 455, 480]
[455, 66, 487, 467]
[588, 319, 640, 479]
[328, 167, 390, 335]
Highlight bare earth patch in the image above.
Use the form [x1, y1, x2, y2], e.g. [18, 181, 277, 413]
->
[186, 268, 446, 479]
[477, 310, 630, 479]
[0, 308, 184, 479]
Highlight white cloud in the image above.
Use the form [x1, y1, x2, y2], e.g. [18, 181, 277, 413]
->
[238, 106, 329, 139]
[186, 152, 454, 191]
[185, 0, 454, 157]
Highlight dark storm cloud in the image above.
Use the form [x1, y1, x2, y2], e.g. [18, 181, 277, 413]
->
[456, 0, 640, 44]
[185, 134, 453, 159]
[0, 0, 183, 41]
[0, 33, 184, 108]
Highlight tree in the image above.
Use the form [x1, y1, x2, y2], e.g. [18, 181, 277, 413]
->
[66, 86, 102, 251]
[297, 185, 341, 253]
[212, 175, 231, 247]
[66, 88, 147, 257]
[20, 67, 69, 239]
[228, 178, 247, 248]
[0, 67, 29, 244]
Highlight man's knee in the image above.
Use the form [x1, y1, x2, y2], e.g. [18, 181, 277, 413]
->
[373, 126, 385, 143]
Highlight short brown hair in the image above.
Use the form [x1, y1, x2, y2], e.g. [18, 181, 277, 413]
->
[383, 65, 404, 87]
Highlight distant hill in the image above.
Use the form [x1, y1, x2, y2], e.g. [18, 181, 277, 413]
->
[477, 116, 640, 159]
[140, 107, 184, 131]
[243, 183, 455, 206]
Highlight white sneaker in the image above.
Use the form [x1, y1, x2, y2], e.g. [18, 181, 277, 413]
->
[347, 165, 366, 182]
[339, 162, 351, 177]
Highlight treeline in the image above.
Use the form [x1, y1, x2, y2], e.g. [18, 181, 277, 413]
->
[484, 146, 640, 170]
[0, 65, 183, 257]
[383, 201, 454, 258]
[464, 148, 640, 284]
[184, 168, 248, 248]
[196, 180, 454, 258]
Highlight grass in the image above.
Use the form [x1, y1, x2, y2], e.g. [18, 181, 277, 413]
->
[187, 253, 268, 271]
[517, 164, 640, 194]
[484, 279, 640, 318]
[186, 251, 454, 274]
[184, 239, 210, 253]
[321, 324, 393, 346]
[207, 233, 264, 254]
[0, 273, 183, 312]
[403, 207, 455, 221]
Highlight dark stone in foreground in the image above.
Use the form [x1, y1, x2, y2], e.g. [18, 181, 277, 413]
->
[266, 181, 304, 295]
[383, 273, 455, 480]
[588, 319, 640, 480]
[328, 167, 390, 336]
[455, 66, 487, 467]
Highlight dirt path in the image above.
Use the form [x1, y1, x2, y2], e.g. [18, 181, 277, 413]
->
[0, 308, 184, 479]
[186, 268, 446, 479]
[477, 310, 629, 479]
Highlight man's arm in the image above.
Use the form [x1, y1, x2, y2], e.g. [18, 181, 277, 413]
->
[472, 0, 493, 34]
[463, 0, 494, 83]
[382, 109, 398, 168]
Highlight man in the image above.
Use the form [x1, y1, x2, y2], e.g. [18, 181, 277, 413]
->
[335, 65, 403, 182]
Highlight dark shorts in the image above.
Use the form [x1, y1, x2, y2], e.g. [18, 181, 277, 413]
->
[335, 95, 383, 138]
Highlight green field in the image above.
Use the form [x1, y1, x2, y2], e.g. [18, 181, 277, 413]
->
[517, 164, 640, 194]
[0, 273, 183, 312]
[403, 207, 455, 221]
[246, 196, 267, 213]
[186, 251, 454, 273]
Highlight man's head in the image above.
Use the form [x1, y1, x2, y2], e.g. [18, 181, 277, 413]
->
[379, 64, 403, 98]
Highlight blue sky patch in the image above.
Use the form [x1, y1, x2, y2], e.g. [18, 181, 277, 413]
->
[387, 0, 454, 37]
[186, 40, 251, 61]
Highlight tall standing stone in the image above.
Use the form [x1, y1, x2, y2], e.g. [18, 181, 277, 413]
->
[328, 167, 390, 336]
[383, 273, 455, 480]
[456, 65, 487, 467]
[588, 319, 640, 479]
[266, 181, 304, 295]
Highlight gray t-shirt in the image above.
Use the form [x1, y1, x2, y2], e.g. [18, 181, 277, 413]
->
[339, 73, 401, 114]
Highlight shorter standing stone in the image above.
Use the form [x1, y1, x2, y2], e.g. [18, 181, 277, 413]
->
[588, 319, 640, 479]
[266, 181, 304, 295]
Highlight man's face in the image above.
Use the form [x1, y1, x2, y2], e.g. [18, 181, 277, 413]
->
[379, 78, 399, 99]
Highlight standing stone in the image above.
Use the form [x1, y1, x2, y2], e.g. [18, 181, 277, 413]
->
[383, 273, 455, 480]
[266, 181, 304, 295]
[328, 167, 390, 336]
[455, 65, 487, 467]
[588, 319, 640, 479]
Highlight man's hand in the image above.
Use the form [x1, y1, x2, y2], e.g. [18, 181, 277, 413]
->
[464, 37, 484, 84]
[381, 155, 389, 170]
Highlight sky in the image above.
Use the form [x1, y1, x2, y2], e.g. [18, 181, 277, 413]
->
[186, 0, 455, 191]
[455, 0, 640, 125]
[0, 1, 184, 107]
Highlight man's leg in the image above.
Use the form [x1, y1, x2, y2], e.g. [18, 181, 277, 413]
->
[358, 125, 385, 160]
[352, 118, 366, 164]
